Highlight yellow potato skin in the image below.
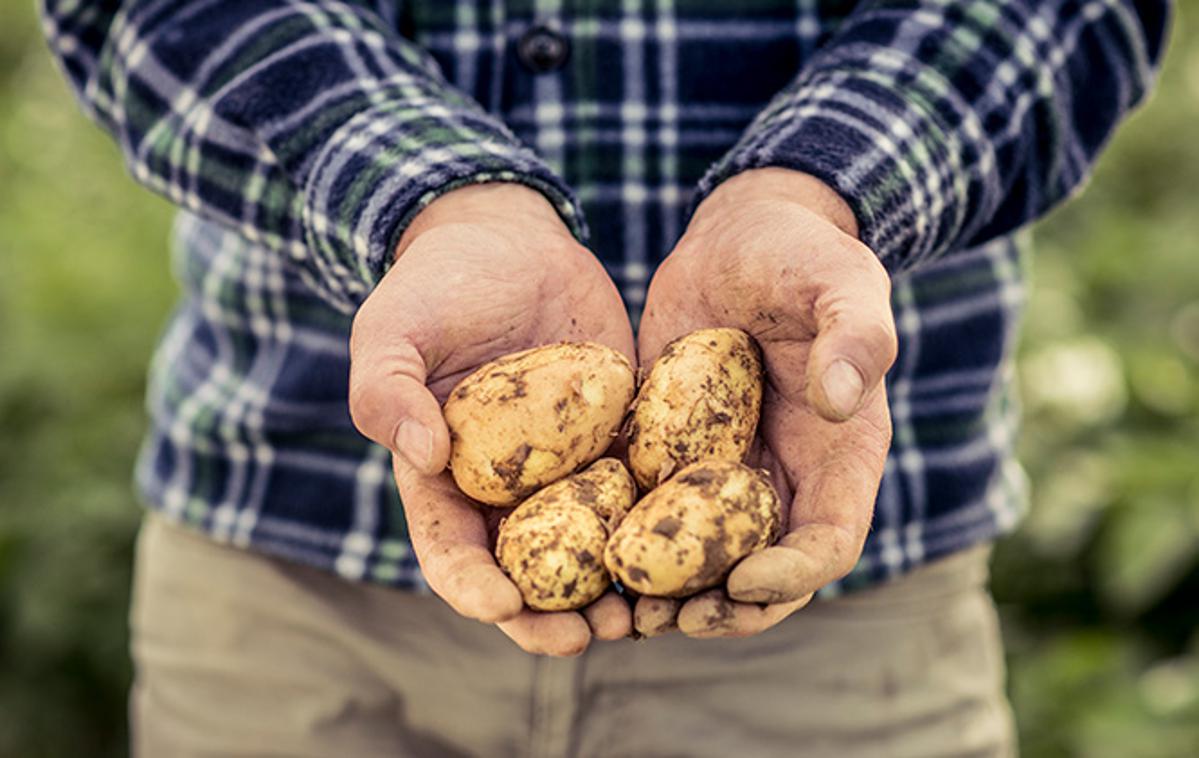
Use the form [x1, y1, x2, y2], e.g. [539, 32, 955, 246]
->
[496, 459, 636, 611]
[566, 457, 637, 530]
[604, 460, 780, 598]
[445, 342, 635, 506]
[627, 328, 763, 491]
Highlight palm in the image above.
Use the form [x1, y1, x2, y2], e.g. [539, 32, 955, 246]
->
[642, 272, 889, 538]
[635, 178, 896, 636]
[756, 363, 892, 541]
[386, 224, 634, 404]
[349, 185, 636, 655]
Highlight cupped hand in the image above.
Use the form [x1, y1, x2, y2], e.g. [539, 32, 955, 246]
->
[348, 183, 636, 656]
[634, 168, 897, 639]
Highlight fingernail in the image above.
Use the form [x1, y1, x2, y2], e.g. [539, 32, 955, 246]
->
[395, 420, 433, 471]
[822, 359, 865, 418]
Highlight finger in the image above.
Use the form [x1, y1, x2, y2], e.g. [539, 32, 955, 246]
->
[805, 250, 897, 421]
[393, 457, 523, 623]
[633, 596, 681, 638]
[677, 589, 811, 639]
[497, 610, 592, 657]
[731, 405, 889, 603]
[583, 591, 633, 641]
[727, 525, 861, 604]
[635, 254, 713, 366]
[349, 336, 452, 475]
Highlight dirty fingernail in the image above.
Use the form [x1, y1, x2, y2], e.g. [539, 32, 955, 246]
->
[822, 359, 865, 418]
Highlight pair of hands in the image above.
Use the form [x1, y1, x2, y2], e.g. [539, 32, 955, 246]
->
[349, 169, 897, 656]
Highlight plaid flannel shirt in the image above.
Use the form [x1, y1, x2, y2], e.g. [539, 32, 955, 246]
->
[42, 0, 1167, 592]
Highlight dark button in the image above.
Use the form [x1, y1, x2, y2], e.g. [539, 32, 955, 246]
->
[518, 25, 570, 73]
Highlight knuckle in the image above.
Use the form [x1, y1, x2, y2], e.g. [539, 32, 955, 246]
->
[831, 527, 867, 580]
[346, 381, 381, 434]
[348, 313, 366, 355]
[864, 317, 899, 365]
[846, 238, 890, 287]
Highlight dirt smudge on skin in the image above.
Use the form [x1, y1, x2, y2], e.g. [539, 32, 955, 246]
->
[696, 534, 732, 589]
[625, 415, 640, 445]
[657, 339, 681, 363]
[652, 516, 681, 539]
[508, 373, 528, 398]
[739, 530, 760, 552]
[493, 443, 532, 496]
[705, 411, 732, 429]
[678, 468, 718, 487]
[574, 479, 600, 505]
[627, 566, 650, 584]
[677, 466, 723, 497]
[704, 593, 735, 629]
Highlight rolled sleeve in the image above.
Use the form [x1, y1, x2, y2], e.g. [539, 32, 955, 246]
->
[697, 0, 1169, 273]
[302, 86, 584, 309]
[41, 0, 583, 313]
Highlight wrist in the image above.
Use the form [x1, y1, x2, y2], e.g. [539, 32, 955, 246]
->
[698, 168, 859, 239]
[395, 182, 574, 259]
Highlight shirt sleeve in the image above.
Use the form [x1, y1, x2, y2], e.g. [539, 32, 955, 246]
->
[695, 0, 1171, 273]
[40, 0, 584, 312]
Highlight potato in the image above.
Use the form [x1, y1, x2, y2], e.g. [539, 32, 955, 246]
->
[627, 328, 762, 491]
[604, 459, 780, 598]
[565, 457, 638, 531]
[444, 342, 635, 506]
[496, 458, 636, 611]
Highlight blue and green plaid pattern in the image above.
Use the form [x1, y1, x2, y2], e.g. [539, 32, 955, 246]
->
[41, 0, 1167, 592]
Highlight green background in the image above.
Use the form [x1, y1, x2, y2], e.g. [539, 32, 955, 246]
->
[2, 2, 1197, 756]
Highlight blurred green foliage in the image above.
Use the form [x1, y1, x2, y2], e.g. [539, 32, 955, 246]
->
[992, 0, 1199, 751]
[1, 2, 175, 756]
[1, 1, 1197, 756]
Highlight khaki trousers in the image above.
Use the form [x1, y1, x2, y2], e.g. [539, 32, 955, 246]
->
[130, 514, 1016, 757]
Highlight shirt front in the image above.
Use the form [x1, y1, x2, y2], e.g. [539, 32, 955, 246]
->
[41, 0, 1167, 592]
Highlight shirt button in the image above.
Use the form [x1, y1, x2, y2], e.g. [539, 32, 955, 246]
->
[518, 25, 570, 73]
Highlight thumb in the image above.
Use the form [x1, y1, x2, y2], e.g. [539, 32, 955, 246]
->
[348, 339, 451, 475]
[805, 254, 897, 421]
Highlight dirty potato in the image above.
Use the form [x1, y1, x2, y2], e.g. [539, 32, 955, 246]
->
[627, 328, 762, 490]
[497, 458, 636, 611]
[567, 457, 637, 530]
[604, 459, 780, 598]
[445, 342, 635, 506]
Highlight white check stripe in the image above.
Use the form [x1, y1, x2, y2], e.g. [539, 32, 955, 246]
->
[46, 0, 1158, 591]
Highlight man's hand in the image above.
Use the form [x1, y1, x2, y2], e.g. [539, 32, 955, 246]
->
[348, 183, 636, 656]
[635, 168, 897, 638]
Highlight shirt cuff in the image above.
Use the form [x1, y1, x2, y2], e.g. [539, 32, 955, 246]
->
[301, 84, 584, 312]
[695, 51, 975, 274]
